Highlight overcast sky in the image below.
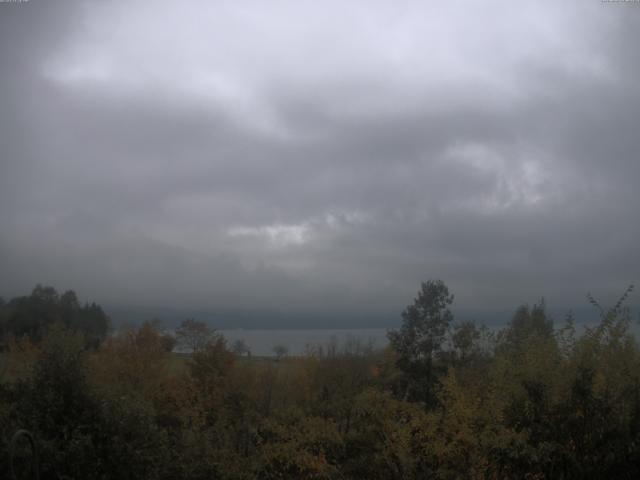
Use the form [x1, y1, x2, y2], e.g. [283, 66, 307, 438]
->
[1, 0, 639, 324]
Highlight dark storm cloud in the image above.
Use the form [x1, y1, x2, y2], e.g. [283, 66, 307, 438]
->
[1, 0, 639, 322]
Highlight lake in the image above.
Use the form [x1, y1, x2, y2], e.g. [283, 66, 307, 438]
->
[217, 328, 390, 356]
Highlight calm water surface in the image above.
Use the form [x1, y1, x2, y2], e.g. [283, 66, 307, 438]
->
[218, 328, 389, 356]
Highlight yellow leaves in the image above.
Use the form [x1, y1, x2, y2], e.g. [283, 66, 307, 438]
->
[153, 375, 207, 430]
[188, 336, 235, 391]
[88, 322, 172, 399]
[407, 368, 501, 480]
[1, 334, 40, 383]
[257, 417, 341, 480]
[344, 388, 427, 478]
[260, 442, 334, 480]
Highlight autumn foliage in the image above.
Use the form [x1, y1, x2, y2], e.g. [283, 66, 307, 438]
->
[1, 282, 640, 479]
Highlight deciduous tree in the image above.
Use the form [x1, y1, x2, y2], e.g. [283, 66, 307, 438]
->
[175, 318, 213, 353]
[387, 279, 454, 406]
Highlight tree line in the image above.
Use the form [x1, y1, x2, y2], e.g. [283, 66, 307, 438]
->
[1, 281, 639, 479]
[0, 285, 109, 348]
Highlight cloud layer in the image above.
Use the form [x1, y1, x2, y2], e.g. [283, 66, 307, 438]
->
[1, 0, 639, 324]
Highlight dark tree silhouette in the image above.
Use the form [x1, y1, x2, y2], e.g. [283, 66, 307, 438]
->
[388, 279, 454, 406]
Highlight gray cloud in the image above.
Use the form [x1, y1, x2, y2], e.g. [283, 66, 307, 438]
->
[1, 0, 639, 325]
